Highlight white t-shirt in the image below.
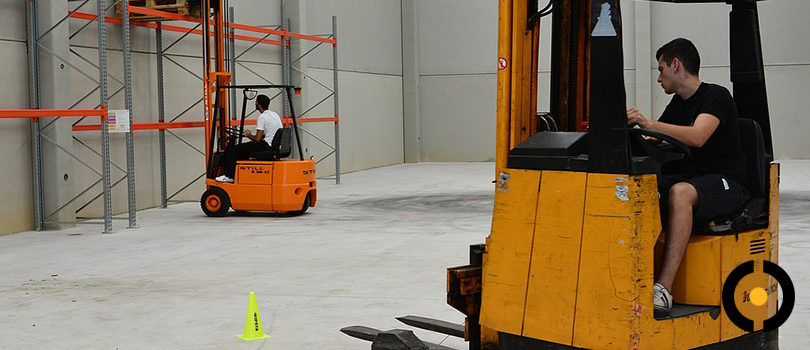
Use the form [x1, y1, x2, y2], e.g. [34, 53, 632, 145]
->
[256, 110, 283, 146]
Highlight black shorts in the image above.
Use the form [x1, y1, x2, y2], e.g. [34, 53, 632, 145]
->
[658, 173, 750, 225]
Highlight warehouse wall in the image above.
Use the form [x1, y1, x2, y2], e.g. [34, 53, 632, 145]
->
[417, 1, 498, 162]
[305, 0, 405, 174]
[0, 2, 34, 235]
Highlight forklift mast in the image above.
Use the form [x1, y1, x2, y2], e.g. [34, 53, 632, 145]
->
[201, 0, 232, 178]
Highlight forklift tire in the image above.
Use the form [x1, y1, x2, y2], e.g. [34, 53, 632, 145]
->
[201, 187, 230, 217]
[288, 192, 311, 216]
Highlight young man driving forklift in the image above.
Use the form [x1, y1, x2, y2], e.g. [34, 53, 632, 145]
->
[626, 38, 750, 317]
[215, 94, 283, 183]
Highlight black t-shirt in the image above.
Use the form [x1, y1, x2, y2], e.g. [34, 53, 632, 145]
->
[659, 82, 747, 186]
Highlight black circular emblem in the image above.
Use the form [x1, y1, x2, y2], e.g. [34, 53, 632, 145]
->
[721, 260, 795, 332]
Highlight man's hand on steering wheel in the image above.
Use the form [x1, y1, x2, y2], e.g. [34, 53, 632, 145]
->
[626, 106, 690, 166]
[627, 106, 650, 128]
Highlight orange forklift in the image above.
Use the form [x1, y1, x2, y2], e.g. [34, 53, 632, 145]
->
[198, 0, 315, 217]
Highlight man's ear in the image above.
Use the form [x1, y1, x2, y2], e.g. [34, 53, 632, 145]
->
[671, 57, 680, 73]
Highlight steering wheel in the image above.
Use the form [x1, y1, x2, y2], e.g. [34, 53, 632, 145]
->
[627, 128, 690, 166]
[224, 126, 244, 139]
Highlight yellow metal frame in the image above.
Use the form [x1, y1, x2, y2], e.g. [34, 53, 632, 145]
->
[479, 164, 779, 349]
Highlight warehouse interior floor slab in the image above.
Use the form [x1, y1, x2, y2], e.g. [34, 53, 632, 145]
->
[1, 161, 808, 350]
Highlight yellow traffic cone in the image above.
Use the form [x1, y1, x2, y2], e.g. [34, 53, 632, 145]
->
[237, 292, 272, 341]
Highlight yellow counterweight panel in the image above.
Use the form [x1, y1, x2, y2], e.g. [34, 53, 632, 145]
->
[660, 235, 723, 306]
[522, 171, 588, 345]
[572, 173, 661, 349]
[717, 164, 779, 340]
[645, 311, 722, 350]
[480, 169, 542, 336]
[719, 231, 772, 339]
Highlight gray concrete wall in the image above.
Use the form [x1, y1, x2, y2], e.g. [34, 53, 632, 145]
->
[0, 2, 34, 234]
[418, 0, 498, 162]
[305, 0, 405, 174]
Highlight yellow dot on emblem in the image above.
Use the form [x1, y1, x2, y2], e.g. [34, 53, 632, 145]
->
[750, 287, 768, 306]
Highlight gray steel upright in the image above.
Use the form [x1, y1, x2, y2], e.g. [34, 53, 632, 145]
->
[229, 7, 237, 119]
[122, 0, 138, 228]
[281, 5, 291, 119]
[157, 23, 168, 209]
[333, 16, 341, 184]
[27, 0, 45, 231]
[97, 0, 114, 233]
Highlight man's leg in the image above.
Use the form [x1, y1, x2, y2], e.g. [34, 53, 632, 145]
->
[224, 143, 248, 178]
[657, 182, 700, 291]
[225, 142, 268, 178]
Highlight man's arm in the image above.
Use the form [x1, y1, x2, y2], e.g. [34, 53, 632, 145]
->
[244, 129, 264, 143]
[627, 107, 719, 148]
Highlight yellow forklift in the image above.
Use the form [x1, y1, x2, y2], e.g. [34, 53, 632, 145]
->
[343, 0, 789, 349]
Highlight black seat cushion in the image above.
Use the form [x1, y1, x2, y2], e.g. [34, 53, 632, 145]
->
[251, 150, 275, 161]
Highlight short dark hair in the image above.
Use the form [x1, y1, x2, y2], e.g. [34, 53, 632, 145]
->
[656, 38, 701, 76]
[256, 94, 270, 110]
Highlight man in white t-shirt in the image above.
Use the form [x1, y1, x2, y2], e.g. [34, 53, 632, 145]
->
[216, 94, 283, 183]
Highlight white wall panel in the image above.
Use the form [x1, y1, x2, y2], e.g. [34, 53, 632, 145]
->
[0, 1, 26, 42]
[418, 0, 497, 76]
[650, 2, 730, 68]
[764, 65, 810, 159]
[758, 0, 810, 66]
[420, 74, 496, 162]
[0, 41, 34, 234]
[313, 70, 403, 173]
[307, 0, 402, 75]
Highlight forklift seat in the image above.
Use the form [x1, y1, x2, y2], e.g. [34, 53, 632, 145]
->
[698, 118, 769, 234]
[249, 127, 292, 161]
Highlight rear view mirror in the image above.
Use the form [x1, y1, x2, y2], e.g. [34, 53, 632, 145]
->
[244, 89, 258, 100]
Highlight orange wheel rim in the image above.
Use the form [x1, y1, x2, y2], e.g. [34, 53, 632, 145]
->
[206, 195, 221, 211]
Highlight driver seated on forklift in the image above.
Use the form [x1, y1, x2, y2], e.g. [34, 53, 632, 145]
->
[626, 38, 750, 317]
[215, 94, 282, 183]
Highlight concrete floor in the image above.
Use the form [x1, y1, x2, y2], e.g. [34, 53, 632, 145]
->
[0, 161, 808, 350]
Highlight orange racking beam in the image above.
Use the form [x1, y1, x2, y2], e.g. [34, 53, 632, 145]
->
[0, 109, 106, 118]
[69, 11, 282, 46]
[71, 116, 337, 132]
[125, 6, 336, 44]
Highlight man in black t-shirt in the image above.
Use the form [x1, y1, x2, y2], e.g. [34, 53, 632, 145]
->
[627, 38, 750, 317]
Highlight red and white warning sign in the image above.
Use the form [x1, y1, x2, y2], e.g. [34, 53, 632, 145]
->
[498, 57, 508, 71]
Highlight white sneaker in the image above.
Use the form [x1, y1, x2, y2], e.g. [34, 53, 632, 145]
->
[653, 283, 673, 317]
[215, 175, 234, 183]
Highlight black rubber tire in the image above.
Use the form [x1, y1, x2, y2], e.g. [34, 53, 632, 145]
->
[201, 187, 230, 217]
[287, 192, 311, 216]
